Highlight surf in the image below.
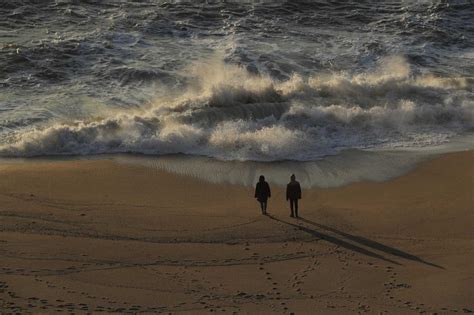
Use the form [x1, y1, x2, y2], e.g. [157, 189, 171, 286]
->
[0, 56, 472, 161]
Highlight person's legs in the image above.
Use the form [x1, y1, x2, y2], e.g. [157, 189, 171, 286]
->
[290, 199, 295, 217]
[260, 201, 265, 214]
[294, 199, 299, 217]
[263, 201, 267, 214]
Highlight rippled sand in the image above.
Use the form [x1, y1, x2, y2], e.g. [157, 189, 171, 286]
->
[0, 151, 472, 313]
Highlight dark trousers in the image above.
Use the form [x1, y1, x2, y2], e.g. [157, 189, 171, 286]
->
[259, 200, 267, 214]
[289, 199, 298, 217]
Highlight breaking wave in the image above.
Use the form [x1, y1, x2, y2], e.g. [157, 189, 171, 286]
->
[0, 56, 472, 161]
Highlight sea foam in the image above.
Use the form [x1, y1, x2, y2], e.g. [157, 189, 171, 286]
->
[0, 56, 472, 161]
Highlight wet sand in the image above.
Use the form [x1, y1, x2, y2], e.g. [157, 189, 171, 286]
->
[0, 151, 473, 314]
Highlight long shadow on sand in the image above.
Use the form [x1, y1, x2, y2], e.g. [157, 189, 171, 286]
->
[267, 214, 401, 265]
[298, 217, 443, 269]
[267, 215, 443, 268]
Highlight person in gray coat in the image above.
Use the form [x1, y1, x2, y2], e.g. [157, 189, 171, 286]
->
[286, 174, 302, 217]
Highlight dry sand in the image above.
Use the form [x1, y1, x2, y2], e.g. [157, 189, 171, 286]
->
[0, 151, 473, 314]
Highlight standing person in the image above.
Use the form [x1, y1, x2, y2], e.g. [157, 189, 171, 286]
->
[286, 174, 302, 218]
[255, 175, 271, 215]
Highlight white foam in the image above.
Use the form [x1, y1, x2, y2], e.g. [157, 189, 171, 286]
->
[0, 56, 472, 160]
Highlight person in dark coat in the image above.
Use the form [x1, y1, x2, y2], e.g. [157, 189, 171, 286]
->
[255, 175, 271, 215]
[286, 174, 302, 217]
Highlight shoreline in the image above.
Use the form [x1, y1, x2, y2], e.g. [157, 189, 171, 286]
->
[0, 150, 473, 313]
[2, 131, 473, 188]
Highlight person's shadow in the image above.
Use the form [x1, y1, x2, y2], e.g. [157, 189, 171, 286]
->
[267, 214, 443, 269]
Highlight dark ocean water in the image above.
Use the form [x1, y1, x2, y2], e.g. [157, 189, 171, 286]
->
[0, 0, 473, 160]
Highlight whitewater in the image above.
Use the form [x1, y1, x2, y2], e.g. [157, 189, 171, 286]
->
[1, 1, 473, 162]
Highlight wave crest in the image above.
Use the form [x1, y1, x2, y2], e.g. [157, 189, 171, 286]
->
[1, 56, 472, 160]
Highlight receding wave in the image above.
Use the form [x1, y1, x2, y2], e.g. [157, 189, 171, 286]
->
[0, 56, 472, 161]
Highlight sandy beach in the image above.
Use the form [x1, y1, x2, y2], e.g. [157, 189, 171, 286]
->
[0, 151, 473, 314]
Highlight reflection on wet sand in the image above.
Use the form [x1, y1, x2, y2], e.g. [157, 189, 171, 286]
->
[115, 150, 427, 188]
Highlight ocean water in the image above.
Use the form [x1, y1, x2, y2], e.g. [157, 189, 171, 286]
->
[0, 0, 473, 162]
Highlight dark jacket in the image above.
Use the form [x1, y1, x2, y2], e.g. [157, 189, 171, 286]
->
[255, 181, 271, 202]
[286, 181, 302, 200]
